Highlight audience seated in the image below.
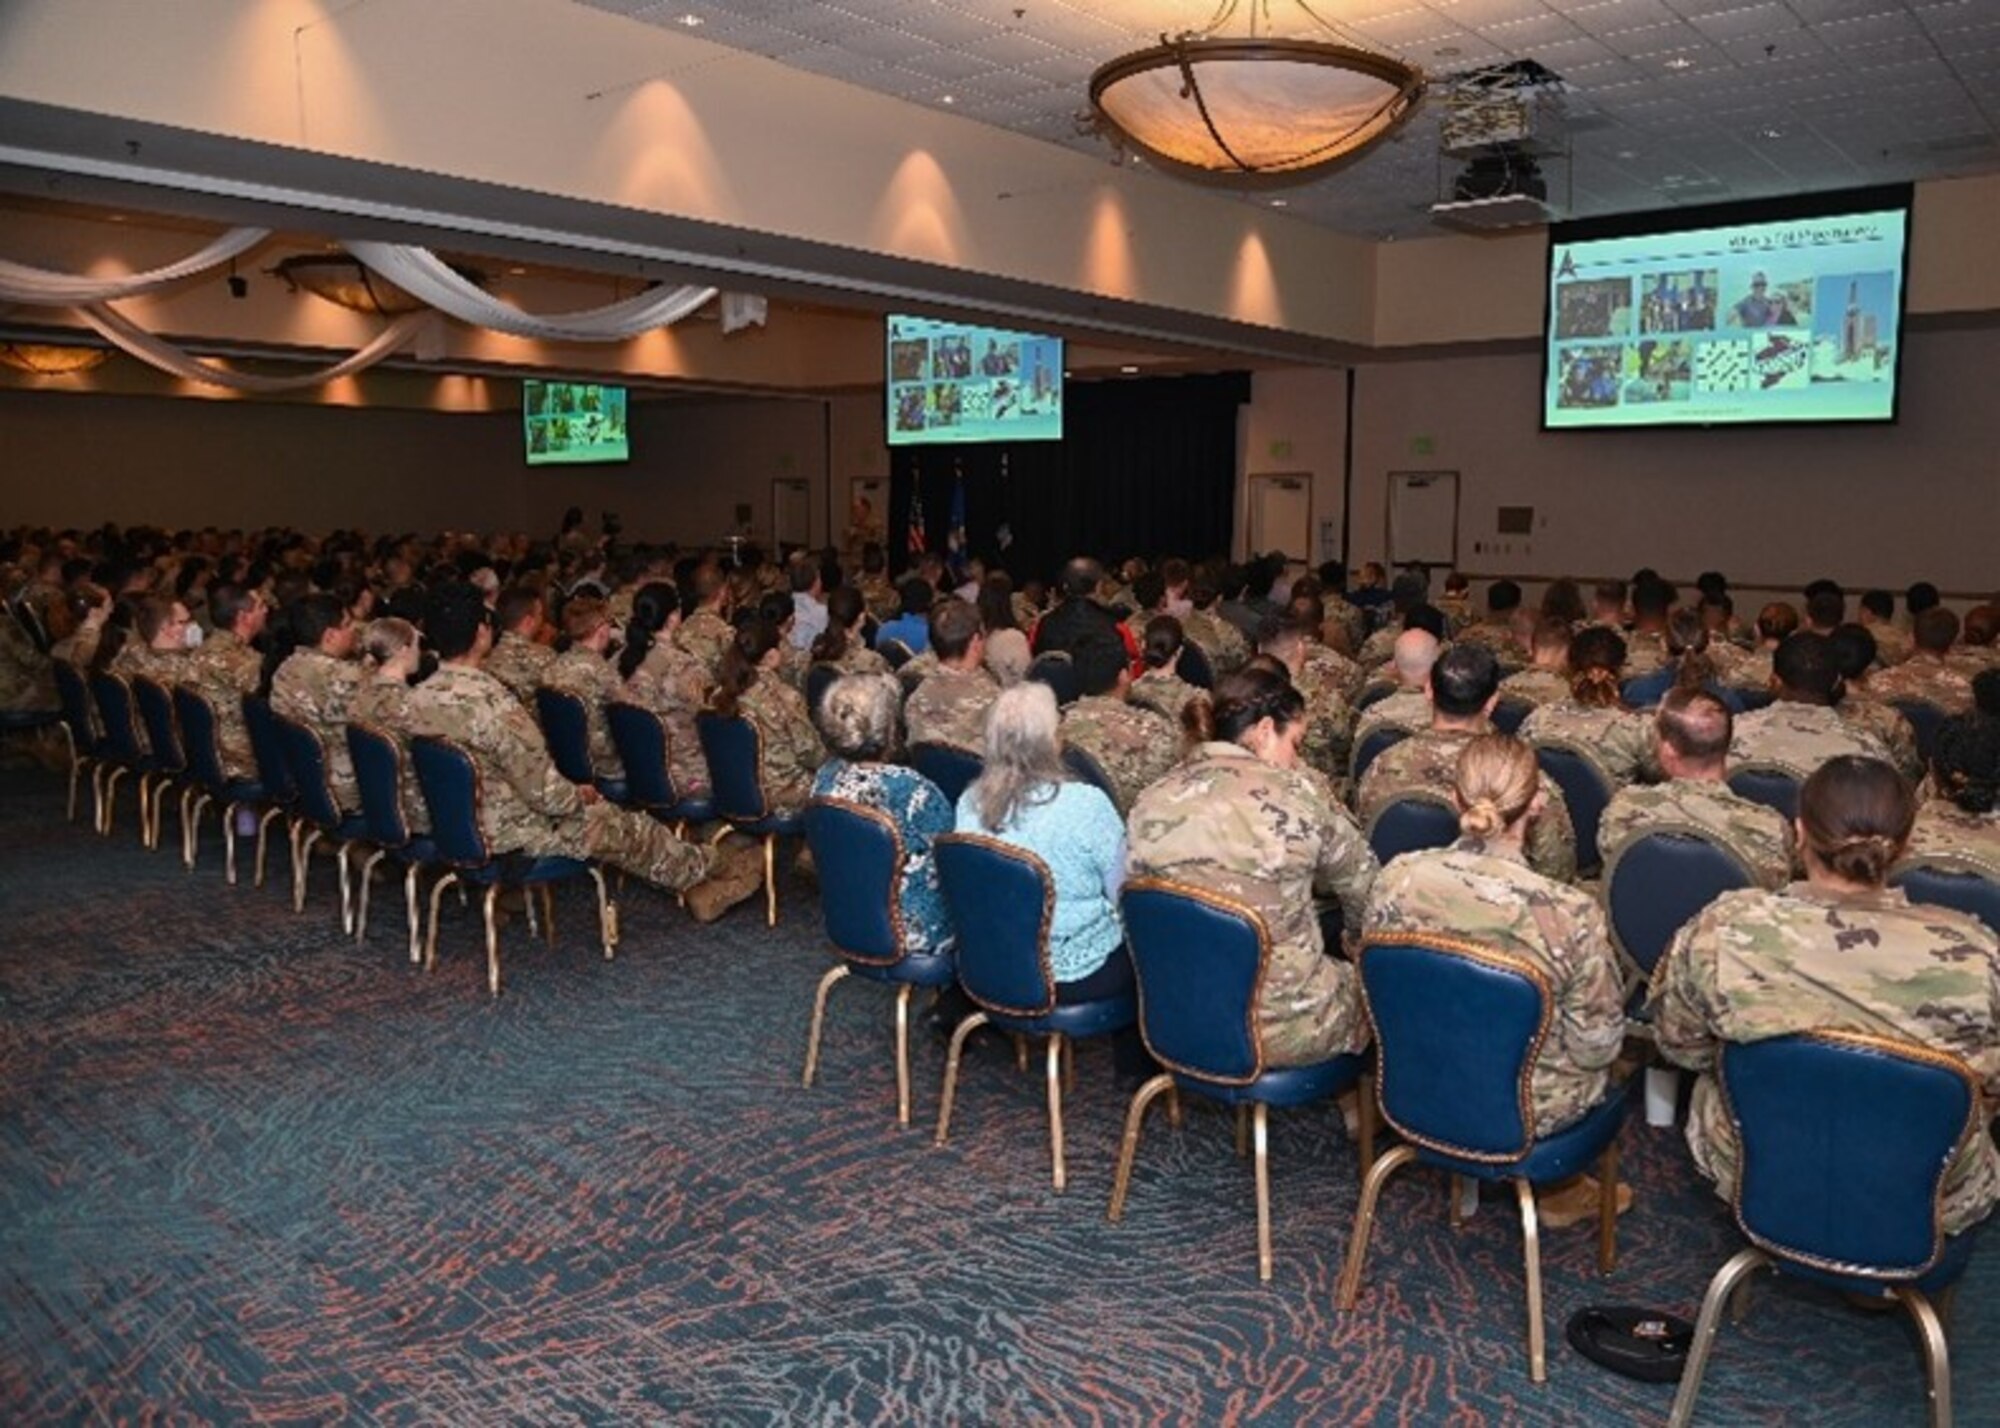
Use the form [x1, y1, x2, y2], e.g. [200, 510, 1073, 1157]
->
[1906, 706, 2000, 881]
[902, 598, 997, 754]
[483, 585, 555, 704]
[1519, 627, 1654, 786]
[1057, 640, 1179, 817]
[1730, 632, 1893, 778]
[620, 581, 713, 804]
[1127, 615, 1205, 728]
[707, 616, 825, 819]
[270, 592, 364, 812]
[542, 595, 627, 782]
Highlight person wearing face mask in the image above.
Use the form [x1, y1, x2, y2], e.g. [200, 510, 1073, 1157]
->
[270, 592, 366, 812]
[1127, 665, 1381, 1067]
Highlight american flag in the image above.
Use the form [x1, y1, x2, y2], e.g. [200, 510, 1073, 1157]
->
[907, 478, 926, 557]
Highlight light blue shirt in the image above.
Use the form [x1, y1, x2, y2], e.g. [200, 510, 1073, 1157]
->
[791, 592, 828, 651]
[955, 779, 1126, 982]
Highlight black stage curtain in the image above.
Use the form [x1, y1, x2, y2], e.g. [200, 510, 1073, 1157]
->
[887, 372, 1250, 582]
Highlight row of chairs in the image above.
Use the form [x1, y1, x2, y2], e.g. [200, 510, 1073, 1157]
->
[802, 798, 1981, 1420]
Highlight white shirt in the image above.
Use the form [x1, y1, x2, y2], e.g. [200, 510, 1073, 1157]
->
[790, 591, 828, 650]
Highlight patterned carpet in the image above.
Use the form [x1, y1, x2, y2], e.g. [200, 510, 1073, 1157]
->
[0, 763, 1992, 1425]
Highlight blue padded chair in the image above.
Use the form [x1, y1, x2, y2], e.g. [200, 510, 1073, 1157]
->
[1668, 1032, 1983, 1428]
[88, 671, 160, 844]
[801, 798, 958, 1126]
[1733, 688, 1776, 714]
[1620, 670, 1672, 710]
[1491, 697, 1533, 736]
[240, 694, 301, 891]
[1535, 742, 1615, 877]
[933, 832, 1138, 1191]
[408, 735, 616, 997]
[695, 710, 805, 927]
[1353, 682, 1396, 713]
[1603, 829, 1755, 998]
[1337, 934, 1631, 1384]
[605, 702, 712, 828]
[1892, 860, 2000, 940]
[804, 662, 842, 720]
[1890, 699, 1949, 769]
[347, 722, 442, 965]
[51, 660, 100, 825]
[273, 711, 371, 932]
[1177, 640, 1215, 691]
[1365, 793, 1459, 866]
[1060, 744, 1118, 804]
[878, 637, 915, 671]
[131, 675, 192, 853]
[1026, 650, 1080, 706]
[1728, 764, 1801, 821]
[908, 742, 983, 807]
[1351, 723, 1412, 785]
[534, 685, 627, 802]
[1112, 879, 1374, 1281]
[173, 686, 269, 884]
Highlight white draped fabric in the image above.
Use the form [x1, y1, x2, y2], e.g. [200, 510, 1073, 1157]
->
[80, 304, 434, 393]
[347, 241, 716, 342]
[0, 228, 270, 305]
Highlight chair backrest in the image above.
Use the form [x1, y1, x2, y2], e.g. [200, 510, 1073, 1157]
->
[1353, 682, 1395, 713]
[1490, 697, 1533, 735]
[240, 694, 297, 804]
[1122, 879, 1266, 1084]
[131, 675, 186, 771]
[172, 686, 229, 790]
[1025, 651, 1080, 706]
[1891, 861, 2000, 940]
[605, 702, 679, 811]
[1723, 1032, 1977, 1279]
[1535, 742, 1614, 875]
[533, 686, 596, 784]
[1177, 640, 1215, 690]
[89, 671, 144, 764]
[1734, 688, 1776, 713]
[1889, 699, 1948, 767]
[346, 722, 412, 849]
[1060, 744, 1117, 802]
[804, 663, 842, 719]
[1351, 723, 1411, 784]
[52, 661, 96, 753]
[1604, 829, 1754, 980]
[1621, 670, 1673, 710]
[804, 798, 907, 964]
[409, 735, 491, 866]
[878, 637, 914, 670]
[908, 742, 983, 807]
[934, 833, 1057, 1017]
[1360, 934, 1550, 1159]
[695, 711, 770, 821]
[1728, 764, 1802, 821]
[1365, 793, 1460, 866]
[273, 711, 344, 830]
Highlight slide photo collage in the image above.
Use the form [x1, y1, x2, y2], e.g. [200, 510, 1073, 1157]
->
[888, 319, 1063, 442]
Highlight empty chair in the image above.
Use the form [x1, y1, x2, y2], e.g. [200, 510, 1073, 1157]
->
[908, 742, 983, 807]
[88, 671, 159, 843]
[347, 721, 441, 965]
[1350, 723, 1412, 785]
[1668, 1032, 1984, 1428]
[130, 674, 190, 852]
[1534, 743, 1615, 877]
[534, 686, 626, 801]
[695, 710, 805, 926]
[1892, 860, 2000, 940]
[1111, 879, 1373, 1281]
[173, 686, 269, 884]
[1604, 830, 1755, 998]
[1364, 793, 1459, 866]
[273, 710, 371, 931]
[409, 735, 615, 997]
[605, 702, 712, 828]
[50, 660, 100, 824]
[801, 798, 957, 1126]
[1727, 763, 1802, 821]
[933, 833, 1137, 1191]
[240, 694, 301, 891]
[1337, 933, 1631, 1384]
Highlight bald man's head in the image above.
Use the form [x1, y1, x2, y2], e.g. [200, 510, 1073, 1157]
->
[1392, 628, 1441, 687]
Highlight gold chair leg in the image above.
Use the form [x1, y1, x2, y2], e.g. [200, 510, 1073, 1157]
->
[136, 774, 151, 847]
[354, 849, 389, 944]
[1894, 1287, 1953, 1428]
[336, 843, 356, 935]
[1515, 1179, 1547, 1384]
[1014, 1033, 1029, 1073]
[425, 870, 459, 972]
[1730, 1273, 1754, 1324]
[222, 801, 239, 886]
[524, 884, 540, 940]
[894, 984, 913, 1127]
[1598, 1137, 1620, 1274]
[1450, 1175, 1470, 1231]
[540, 883, 557, 948]
[802, 964, 851, 1088]
[181, 788, 202, 870]
[764, 834, 778, 927]
[1236, 1104, 1250, 1159]
[1046, 1033, 1067, 1192]
[294, 829, 322, 912]
[1253, 1102, 1274, 1283]
[92, 764, 111, 833]
[588, 867, 615, 957]
[252, 808, 282, 887]
[484, 885, 503, 997]
[1358, 1074, 1376, 1176]
[66, 752, 80, 822]
[1107, 1072, 1176, 1222]
[1168, 1084, 1182, 1129]
[404, 865, 423, 965]
[1335, 1144, 1419, 1310]
[1668, 1248, 1771, 1428]
[934, 1010, 991, 1146]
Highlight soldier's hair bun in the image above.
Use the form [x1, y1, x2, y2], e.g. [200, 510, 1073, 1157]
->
[1459, 796, 1507, 840]
[1453, 733, 1539, 842]
[1798, 755, 1914, 886]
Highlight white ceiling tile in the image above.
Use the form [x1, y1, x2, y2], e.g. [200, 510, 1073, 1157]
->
[1480, 12, 1589, 45]
[838, 26, 943, 60]
[1814, 11, 1929, 48]
[1690, 4, 1802, 41]
[895, 46, 1002, 80]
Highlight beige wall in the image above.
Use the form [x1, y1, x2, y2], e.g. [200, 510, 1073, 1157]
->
[1239, 368, 1350, 564]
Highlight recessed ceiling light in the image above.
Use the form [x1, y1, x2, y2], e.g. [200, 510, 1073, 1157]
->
[1758, 126, 1783, 140]
[508, 266, 528, 276]
[676, 13, 702, 26]
[1269, 198, 1288, 207]
[1663, 55, 1694, 71]
[1119, 364, 1139, 374]
[940, 94, 955, 105]
[1615, 149, 1638, 160]
[1435, 45, 1461, 58]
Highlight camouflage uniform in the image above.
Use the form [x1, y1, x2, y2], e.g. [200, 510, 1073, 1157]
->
[674, 607, 736, 679]
[483, 631, 556, 706]
[1729, 700, 1891, 779]
[1947, 644, 2000, 676]
[1455, 620, 1527, 673]
[1129, 742, 1381, 1066]
[183, 628, 262, 778]
[1366, 838, 1626, 1132]
[543, 646, 627, 781]
[1182, 608, 1249, 675]
[1623, 629, 1671, 678]
[822, 641, 891, 679]
[1358, 728, 1578, 884]
[108, 642, 184, 686]
[1650, 883, 2000, 1235]
[0, 616, 56, 714]
[403, 664, 711, 890]
[904, 665, 998, 753]
[1059, 695, 1181, 816]
[1835, 694, 1922, 783]
[1519, 700, 1656, 785]
[1354, 688, 1431, 747]
[624, 640, 712, 800]
[1705, 640, 1753, 686]
[859, 574, 901, 626]
[1867, 655, 1975, 715]
[1292, 659, 1357, 787]
[49, 625, 103, 672]
[1904, 802, 2000, 884]
[1436, 593, 1476, 639]
[1868, 621, 1914, 666]
[1321, 594, 1367, 656]
[1598, 777, 1793, 890]
[1722, 648, 1774, 693]
[1356, 626, 1399, 672]
[734, 675, 825, 816]
[1129, 668, 1204, 729]
[895, 648, 941, 695]
[1497, 666, 1571, 709]
[271, 648, 366, 811]
[1302, 643, 1366, 703]
[349, 677, 428, 834]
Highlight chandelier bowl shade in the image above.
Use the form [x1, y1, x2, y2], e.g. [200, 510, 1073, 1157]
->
[0, 343, 110, 376]
[273, 255, 485, 316]
[1089, 38, 1423, 186]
